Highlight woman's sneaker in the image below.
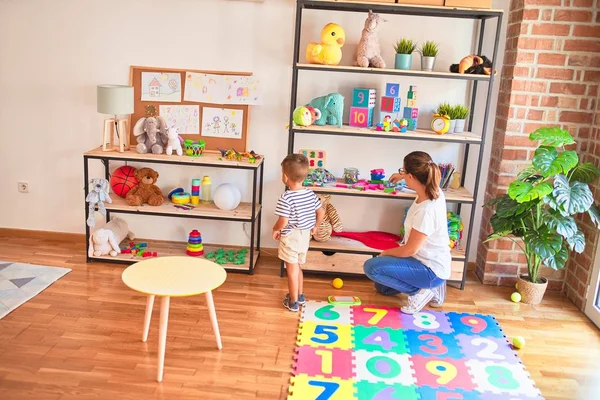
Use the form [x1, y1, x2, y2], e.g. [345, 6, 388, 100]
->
[430, 282, 446, 307]
[401, 289, 434, 314]
[283, 294, 299, 312]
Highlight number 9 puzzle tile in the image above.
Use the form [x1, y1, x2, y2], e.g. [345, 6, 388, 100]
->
[400, 311, 452, 333]
[297, 321, 353, 350]
[446, 313, 505, 338]
[410, 355, 475, 391]
[288, 374, 356, 400]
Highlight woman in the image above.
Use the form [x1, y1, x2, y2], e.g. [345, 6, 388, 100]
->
[363, 151, 451, 314]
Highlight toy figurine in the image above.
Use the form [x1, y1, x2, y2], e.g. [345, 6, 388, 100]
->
[306, 23, 346, 65]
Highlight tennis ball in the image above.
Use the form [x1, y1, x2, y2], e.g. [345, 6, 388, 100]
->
[332, 278, 344, 289]
[511, 292, 522, 303]
[512, 336, 526, 349]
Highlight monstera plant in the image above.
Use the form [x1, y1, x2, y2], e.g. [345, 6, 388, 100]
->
[486, 127, 600, 304]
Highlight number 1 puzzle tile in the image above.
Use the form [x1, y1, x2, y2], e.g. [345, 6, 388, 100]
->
[293, 346, 354, 379]
[355, 381, 419, 400]
[302, 301, 352, 325]
[354, 350, 416, 386]
[466, 360, 542, 398]
[298, 321, 354, 350]
[288, 374, 356, 400]
[456, 334, 519, 364]
[400, 311, 452, 334]
[354, 325, 409, 355]
[352, 305, 403, 329]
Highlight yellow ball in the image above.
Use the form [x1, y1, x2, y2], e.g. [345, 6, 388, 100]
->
[512, 336, 526, 349]
[332, 278, 343, 289]
[510, 292, 522, 303]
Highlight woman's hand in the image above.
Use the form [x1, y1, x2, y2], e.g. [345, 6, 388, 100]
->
[389, 172, 405, 184]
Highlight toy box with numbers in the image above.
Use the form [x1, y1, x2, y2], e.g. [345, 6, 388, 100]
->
[288, 301, 544, 400]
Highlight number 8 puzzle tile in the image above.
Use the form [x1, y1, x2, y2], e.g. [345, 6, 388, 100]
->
[302, 302, 352, 325]
[354, 350, 416, 386]
[352, 305, 403, 329]
[466, 360, 542, 398]
[298, 321, 354, 350]
[293, 346, 354, 379]
[288, 374, 356, 400]
[400, 311, 452, 333]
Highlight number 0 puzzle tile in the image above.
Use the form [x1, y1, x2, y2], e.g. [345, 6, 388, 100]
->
[354, 350, 416, 386]
[411, 355, 475, 391]
[288, 374, 356, 400]
[298, 321, 354, 350]
[293, 346, 354, 379]
[446, 313, 505, 338]
[400, 311, 452, 334]
[416, 385, 481, 400]
[352, 305, 403, 329]
[456, 334, 519, 364]
[354, 325, 409, 355]
[355, 381, 419, 400]
[302, 301, 352, 325]
[466, 360, 542, 398]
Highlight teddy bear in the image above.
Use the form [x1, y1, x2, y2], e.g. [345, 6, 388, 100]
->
[88, 217, 135, 257]
[313, 194, 343, 242]
[86, 178, 112, 227]
[125, 167, 165, 206]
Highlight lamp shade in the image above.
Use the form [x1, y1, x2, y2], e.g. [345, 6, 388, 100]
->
[97, 85, 134, 115]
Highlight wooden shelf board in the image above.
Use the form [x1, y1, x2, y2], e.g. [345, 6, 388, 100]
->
[297, 63, 492, 82]
[89, 239, 258, 272]
[309, 181, 474, 203]
[84, 147, 264, 169]
[294, 124, 482, 144]
[105, 197, 260, 221]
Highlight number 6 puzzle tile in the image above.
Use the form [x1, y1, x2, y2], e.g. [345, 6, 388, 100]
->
[466, 360, 542, 398]
[352, 305, 403, 329]
[302, 301, 352, 325]
[298, 321, 354, 350]
[456, 334, 519, 364]
[354, 350, 416, 386]
[293, 346, 354, 379]
[288, 374, 356, 400]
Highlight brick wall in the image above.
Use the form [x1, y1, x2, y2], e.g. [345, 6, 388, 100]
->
[477, 0, 600, 308]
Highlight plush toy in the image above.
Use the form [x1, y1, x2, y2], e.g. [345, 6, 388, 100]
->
[165, 125, 183, 156]
[313, 194, 343, 242]
[292, 106, 322, 127]
[86, 178, 112, 228]
[450, 55, 496, 75]
[88, 217, 135, 257]
[125, 167, 165, 206]
[355, 11, 386, 69]
[307, 93, 344, 128]
[306, 23, 346, 65]
[133, 110, 168, 154]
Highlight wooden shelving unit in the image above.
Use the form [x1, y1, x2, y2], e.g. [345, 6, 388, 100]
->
[83, 148, 264, 274]
[285, 0, 504, 289]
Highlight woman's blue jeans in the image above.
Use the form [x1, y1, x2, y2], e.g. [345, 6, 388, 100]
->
[363, 256, 444, 296]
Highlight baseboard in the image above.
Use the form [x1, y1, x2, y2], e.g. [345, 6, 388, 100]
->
[0, 228, 85, 242]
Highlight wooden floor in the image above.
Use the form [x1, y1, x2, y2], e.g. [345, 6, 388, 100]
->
[0, 232, 599, 400]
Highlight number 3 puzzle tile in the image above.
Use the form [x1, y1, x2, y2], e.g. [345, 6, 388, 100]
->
[466, 360, 542, 398]
[354, 350, 416, 386]
[293, 346, 354, 379]
[456, 334, 519, 364]
[298, 321, 353, 350]
[353, 305, 403, 329]
[355, 381, 419, 400]
[410, 355, 475, 391]
[288, 374, 356, 400]
[404, 331, 463, 360]
[302, 301, 352, 325]
[400, 311, 452, 334]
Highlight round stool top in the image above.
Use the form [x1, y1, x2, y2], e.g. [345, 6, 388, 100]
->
[122, 256, 226, 297]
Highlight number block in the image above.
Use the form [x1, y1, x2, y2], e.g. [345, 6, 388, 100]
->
[381, 96, 401, 112]
[297, 321, 353, 350]
[446, 312, 505, 338]
[411, 355, 475, 391]
[349, 107, 373, 127]
[302, 301, 352, 325]
[466, 360, 542, 397]
[400, 310, 453, 334]
[293, 346, 354, 379]
[405, 331, 463, 359]
[408, 118, 418, 131]
[354, 325, 409, 354]
[407, 90, 418, 100]
[385, 83, 401, 97]
[417, 386, 481, 400]
[353, 88, 377, 108]
[356, 381, 419, 400]
[456, 334, 520, 363]
[353, 305, 403, 329]
[403, 107, 414, 119]
[354, 350, 416, 386]
[406, 99, 417, 107]
[288, 374, 356, 400]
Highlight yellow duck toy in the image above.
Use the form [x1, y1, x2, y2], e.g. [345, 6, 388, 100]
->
[306, 23, 346, 66]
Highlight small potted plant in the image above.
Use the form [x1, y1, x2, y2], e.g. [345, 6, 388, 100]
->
[419, 41, 439, 72]
[453, 105, 469, 133]
[435, 102, 452, 132]
[486, 127, 600, 304]
[446, 105, 460, 134]
[394, 38, 417, 70]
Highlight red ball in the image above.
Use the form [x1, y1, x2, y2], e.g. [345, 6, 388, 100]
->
[110, 166, 138, 198]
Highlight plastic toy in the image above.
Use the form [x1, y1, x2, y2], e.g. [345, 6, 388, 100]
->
[299, 149, 327, 168]
[165, 125, 183, 156]
[88, 217, 134, 257]
[343, 167, 359, 184]
[292, 106, 322, 127]
[511, 292, 522, 303]
[447, 211, 464, 249]
[450, 54, 496, 75]
[306, 23, 345, 66]
[110, 166, 138, 198]
[303, 168, 335, 187]
[172, 192, 191, 204]
[191, 178, 200, 206]
[201, 176, 211, 203]
[217, 148, 262, 163]
[86, 178, 112, 228]
[328, 295, 361, 305]
[332, 278, 344, 289]
[370, 169, 385, 181]
[184, 139, 206, 157]
[206, 248, 247, 265]
[186, 230, 204, 256]
[307, 93, 344, 128]
[355, 11, 385, 68]
[167, 188, 184, 200]
[213, 183, 242, 211]
[512, 336, 526, 349]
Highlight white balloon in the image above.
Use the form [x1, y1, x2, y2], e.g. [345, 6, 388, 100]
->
[213, 183, 241, 211]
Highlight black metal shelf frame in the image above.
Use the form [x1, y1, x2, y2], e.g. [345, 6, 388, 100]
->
[83, 154, 265, 274]
[283, 0, 504, 289]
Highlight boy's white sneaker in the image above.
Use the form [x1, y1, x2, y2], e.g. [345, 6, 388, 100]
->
[401, 289, 434, 314]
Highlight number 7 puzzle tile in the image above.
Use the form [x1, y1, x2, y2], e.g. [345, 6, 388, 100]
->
[293, 346, 354, 379]
[298, 321, 354, 350]
[352, 305, 403, 329]
[288, 374, 356, 400]
[302, 301, 352, 325]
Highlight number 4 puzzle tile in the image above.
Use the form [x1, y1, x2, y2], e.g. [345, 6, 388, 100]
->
[302, 301, 353, 325]
[354, 325, 409, 355]
[287, 374, 357, 400]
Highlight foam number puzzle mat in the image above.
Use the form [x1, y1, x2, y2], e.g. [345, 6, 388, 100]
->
[288, 301, 544, 400]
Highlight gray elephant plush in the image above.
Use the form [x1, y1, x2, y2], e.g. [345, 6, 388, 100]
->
[307, 93, 344, 128]
[133, 116, 168, 154]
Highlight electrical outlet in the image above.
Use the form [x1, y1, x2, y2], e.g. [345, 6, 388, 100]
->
[18, 182, 29, 193]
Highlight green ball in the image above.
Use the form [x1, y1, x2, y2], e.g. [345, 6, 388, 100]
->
[512, 336, 526, 349]
[511, 292, 522, 303]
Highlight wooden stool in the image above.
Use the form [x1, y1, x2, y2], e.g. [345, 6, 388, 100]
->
[122, 256, 227, 382]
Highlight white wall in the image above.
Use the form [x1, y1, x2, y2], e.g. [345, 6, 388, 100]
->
[0, 0, 507, 260]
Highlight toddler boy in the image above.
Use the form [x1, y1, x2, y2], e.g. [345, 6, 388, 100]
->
[273, 154, 325, 312]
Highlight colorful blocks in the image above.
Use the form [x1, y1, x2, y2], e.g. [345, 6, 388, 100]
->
[408, 118, 418, 131]
[349, 106, 373, 127]
[353, 88, 377, 108]
[406, 99, 417, 107]
[404, 107, 419, 119]
[381, 96, 401, 112]
[385, 83, 400, 97]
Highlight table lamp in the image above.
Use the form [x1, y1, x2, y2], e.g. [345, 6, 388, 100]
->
[97, 85, 134, 152]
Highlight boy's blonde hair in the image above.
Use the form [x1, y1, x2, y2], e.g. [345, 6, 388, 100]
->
[281, 154, 309, 183]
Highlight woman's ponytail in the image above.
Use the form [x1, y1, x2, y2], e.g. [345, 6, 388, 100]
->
[425, 162, 441, 200]
[403, 151, 441, 201]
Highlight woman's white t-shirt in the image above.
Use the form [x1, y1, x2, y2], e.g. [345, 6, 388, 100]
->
[403, 190, 451, 279]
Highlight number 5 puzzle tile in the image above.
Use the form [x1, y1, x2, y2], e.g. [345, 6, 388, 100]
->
[293, 346, 354, 379]
[354, 350, 416, 386]
[354, 325, 409, 355]
[355, 381, 419, 400]
[400, 311, 452, 334]
[302, 301, 352, 325]
[353, 305, 403, 329]
[410, 355, 475, 391]
[298, 321, 354, 350]
[288, 374, 356, 400]
[456, 334, 519, 364]
[466, 360, 542, 398]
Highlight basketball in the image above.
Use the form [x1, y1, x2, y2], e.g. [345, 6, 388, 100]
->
[110, 166, 138, 198]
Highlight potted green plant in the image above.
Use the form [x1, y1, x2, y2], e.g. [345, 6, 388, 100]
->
[485, 127, 600, 304]
[453, 105, 469, 133]
[435, 102, 454, 133]
[394, 38, 417, 70]
[419, 41, 439, 72]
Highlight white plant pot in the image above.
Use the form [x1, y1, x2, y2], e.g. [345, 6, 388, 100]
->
[448, 119, 456, 134]
[421, 56, 436, 71]
[454, 119, 466, 133]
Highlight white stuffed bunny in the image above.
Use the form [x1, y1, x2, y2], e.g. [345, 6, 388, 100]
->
[166, 125, 183, 156]
[88, 217, 135, 257]
[86, 178, 112, 228]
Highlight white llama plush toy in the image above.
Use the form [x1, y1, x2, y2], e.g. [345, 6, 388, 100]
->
[166, 125, 183, 156]
[88, 217, 135, 257]
[355, 10, 386, 69]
